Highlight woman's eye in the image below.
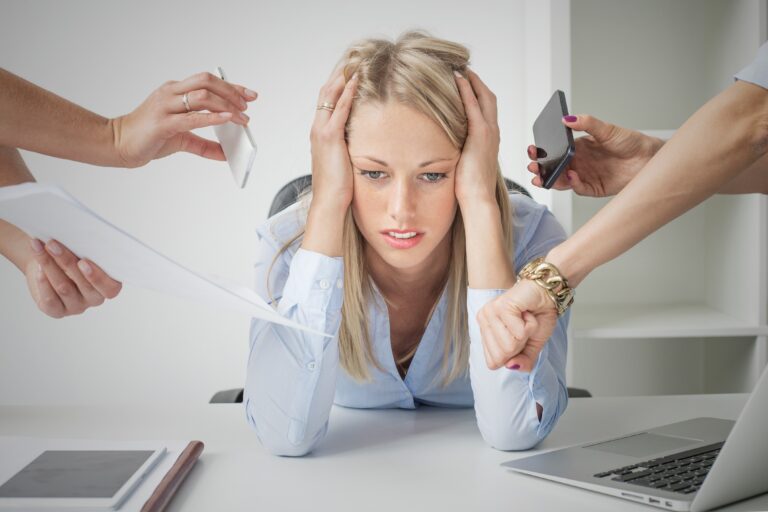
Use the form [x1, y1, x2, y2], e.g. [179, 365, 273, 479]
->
[421, 172, 446, 182]
[361, 170, 386, 180]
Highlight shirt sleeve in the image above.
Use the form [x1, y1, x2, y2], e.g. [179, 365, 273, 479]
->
[243, 215, 344, 457]
[735, 42, 768, 90]
[466, 199, 570, 451]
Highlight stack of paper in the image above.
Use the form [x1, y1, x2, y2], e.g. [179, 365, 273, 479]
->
[0, 183, 328, 337]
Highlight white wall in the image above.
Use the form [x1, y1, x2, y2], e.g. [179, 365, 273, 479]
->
[0, 0, 531, 405]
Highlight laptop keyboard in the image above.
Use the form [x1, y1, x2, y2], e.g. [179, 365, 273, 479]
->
[593, 442, 723, 495]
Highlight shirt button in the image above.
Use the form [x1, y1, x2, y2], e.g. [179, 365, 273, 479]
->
[319, 279, 330, 290]
[306, 361, 317, 371]
[336, 279, 343, 289]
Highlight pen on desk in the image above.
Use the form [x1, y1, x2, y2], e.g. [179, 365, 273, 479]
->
[141, 440, 205, 512]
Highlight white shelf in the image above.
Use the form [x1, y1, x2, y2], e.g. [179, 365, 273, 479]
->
[573, 303, 768, 339]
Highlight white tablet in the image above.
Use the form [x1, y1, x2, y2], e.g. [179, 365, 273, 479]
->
[213, 66, 256, 189]
[0, 447, 165, 510]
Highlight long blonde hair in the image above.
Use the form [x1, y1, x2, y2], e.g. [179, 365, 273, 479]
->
[270, 31, 513, 385]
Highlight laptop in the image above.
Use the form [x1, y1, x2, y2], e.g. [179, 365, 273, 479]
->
[503, 365, 768, 511]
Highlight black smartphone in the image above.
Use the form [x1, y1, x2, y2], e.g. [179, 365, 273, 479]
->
[532, 90, 575, 189]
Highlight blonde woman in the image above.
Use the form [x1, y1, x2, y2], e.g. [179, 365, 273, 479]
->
[245, 32, 570, 456]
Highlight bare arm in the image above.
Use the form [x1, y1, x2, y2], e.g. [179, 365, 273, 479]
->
[0, 68, 256, 170]
[0, 146, 35, 270]
[0, 69, 121, 166]
[548, 80, 768, 285]
[718, 146, 768, 194]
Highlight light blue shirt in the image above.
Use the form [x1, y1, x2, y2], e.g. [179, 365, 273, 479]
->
[244, 192, 570, 456]
[735, 41, 768, 89]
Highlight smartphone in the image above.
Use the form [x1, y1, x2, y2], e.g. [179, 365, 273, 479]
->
[213, 67, 256, 189]
[532, 90, 575, 189]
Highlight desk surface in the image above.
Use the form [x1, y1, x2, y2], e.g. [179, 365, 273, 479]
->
[1, 394, 766, 512]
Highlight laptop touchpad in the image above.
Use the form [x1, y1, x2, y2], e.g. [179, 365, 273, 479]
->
[584, 433, 701, 458]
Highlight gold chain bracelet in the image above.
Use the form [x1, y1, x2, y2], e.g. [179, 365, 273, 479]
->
[517, 257, 575, 316]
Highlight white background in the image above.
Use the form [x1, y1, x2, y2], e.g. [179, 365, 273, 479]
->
[0, 0, 536, 405]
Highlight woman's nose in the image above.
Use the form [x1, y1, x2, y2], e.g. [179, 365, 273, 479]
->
[388, 179, 417, 224]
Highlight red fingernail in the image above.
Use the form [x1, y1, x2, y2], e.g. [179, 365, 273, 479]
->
[78, 260, 92, 276]
[508, 364, 521, 370]
[563, 115, 577, 123]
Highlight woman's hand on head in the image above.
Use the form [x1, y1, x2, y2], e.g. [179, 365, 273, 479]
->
[527, 115, 664, 197]
[453, 69, 501, 208]
[476, 278, 558, 373]
[24, 238, 121, 318]
[110, 71, 258, 168]
[309, 67, 359, 212]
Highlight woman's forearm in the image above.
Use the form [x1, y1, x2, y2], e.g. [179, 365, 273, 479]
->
[548, 80, 768, 286]
[301, 199, 348, 258]
[0, 146, 35, 271]
[0, 68, 120, 167]
[461, 197, 515, 289]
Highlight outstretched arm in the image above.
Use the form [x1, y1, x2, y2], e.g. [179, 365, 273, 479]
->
[0, 68, 256, 169]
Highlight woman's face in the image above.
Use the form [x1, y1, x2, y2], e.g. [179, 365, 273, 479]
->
[347, 101, 461, 273]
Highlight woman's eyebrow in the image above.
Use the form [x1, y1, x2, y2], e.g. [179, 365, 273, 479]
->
[351, 155, 456, 167]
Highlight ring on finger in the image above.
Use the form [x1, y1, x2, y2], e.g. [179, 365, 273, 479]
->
[316, 101, 335, 112]
[182, 92, 191, 112]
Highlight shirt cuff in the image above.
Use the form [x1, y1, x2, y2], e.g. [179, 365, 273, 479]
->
[528, 344, 561, 438]
[467, 288, 506, 319]
[280, 248, 344, 314]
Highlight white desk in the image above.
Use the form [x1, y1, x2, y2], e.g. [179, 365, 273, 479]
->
[1, 395, 766, 512]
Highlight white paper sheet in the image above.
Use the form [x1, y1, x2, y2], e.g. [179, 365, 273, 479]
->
[0, 183, 329, 337]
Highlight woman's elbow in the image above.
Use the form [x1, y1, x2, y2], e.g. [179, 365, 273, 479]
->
[248, 423, 319, 457]
[245, 409, 325, 457]
[261, 438, 315, 457]
[478, 421, 542, 452]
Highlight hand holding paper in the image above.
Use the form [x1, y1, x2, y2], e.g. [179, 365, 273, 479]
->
[23, 237, 122, 318]
[0, 183, 330, 337]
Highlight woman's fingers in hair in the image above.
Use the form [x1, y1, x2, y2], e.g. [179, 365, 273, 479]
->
[465, 69, 498, 127]
[327, 74, 359, 132]
[313, 73, 347, 126]
[454, 70, 484, 128]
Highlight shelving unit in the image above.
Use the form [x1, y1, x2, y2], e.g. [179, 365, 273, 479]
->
[523, 0, 768, 396]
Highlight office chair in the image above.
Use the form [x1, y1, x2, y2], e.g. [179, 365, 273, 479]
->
[210, 175, 591, 403]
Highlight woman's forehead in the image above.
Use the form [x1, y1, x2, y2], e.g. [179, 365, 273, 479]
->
[347, 101, 458, 159]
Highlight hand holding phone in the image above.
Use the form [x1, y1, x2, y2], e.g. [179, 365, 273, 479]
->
[213, 67, 256, 188]
[532, 90, 575, 189]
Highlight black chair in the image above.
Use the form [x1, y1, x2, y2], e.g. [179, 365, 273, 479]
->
[209, 175, 591, 403]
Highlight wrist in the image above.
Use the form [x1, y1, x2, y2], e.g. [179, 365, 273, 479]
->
[107, 116, 137, 168]
[0, 220, 34, 272]
[544, 244, 588, 288]
[458, 194, 499, 218]
[302, 200, 349, 257]
[518, 256, 574, 316]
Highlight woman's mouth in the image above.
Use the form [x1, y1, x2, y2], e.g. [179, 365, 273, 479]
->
[381, 230, 424, 249]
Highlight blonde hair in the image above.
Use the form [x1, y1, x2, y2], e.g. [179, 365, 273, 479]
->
[270, 31, 513, 385]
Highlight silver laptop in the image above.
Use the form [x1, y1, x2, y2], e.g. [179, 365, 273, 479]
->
[503, 365, 768, 511]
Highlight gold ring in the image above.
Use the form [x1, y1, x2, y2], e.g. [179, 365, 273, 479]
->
[182, 92, 191, 112]
[316, 102, 335, 112]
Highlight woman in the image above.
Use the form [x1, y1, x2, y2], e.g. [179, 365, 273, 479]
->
[244, 32, 570, 456]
